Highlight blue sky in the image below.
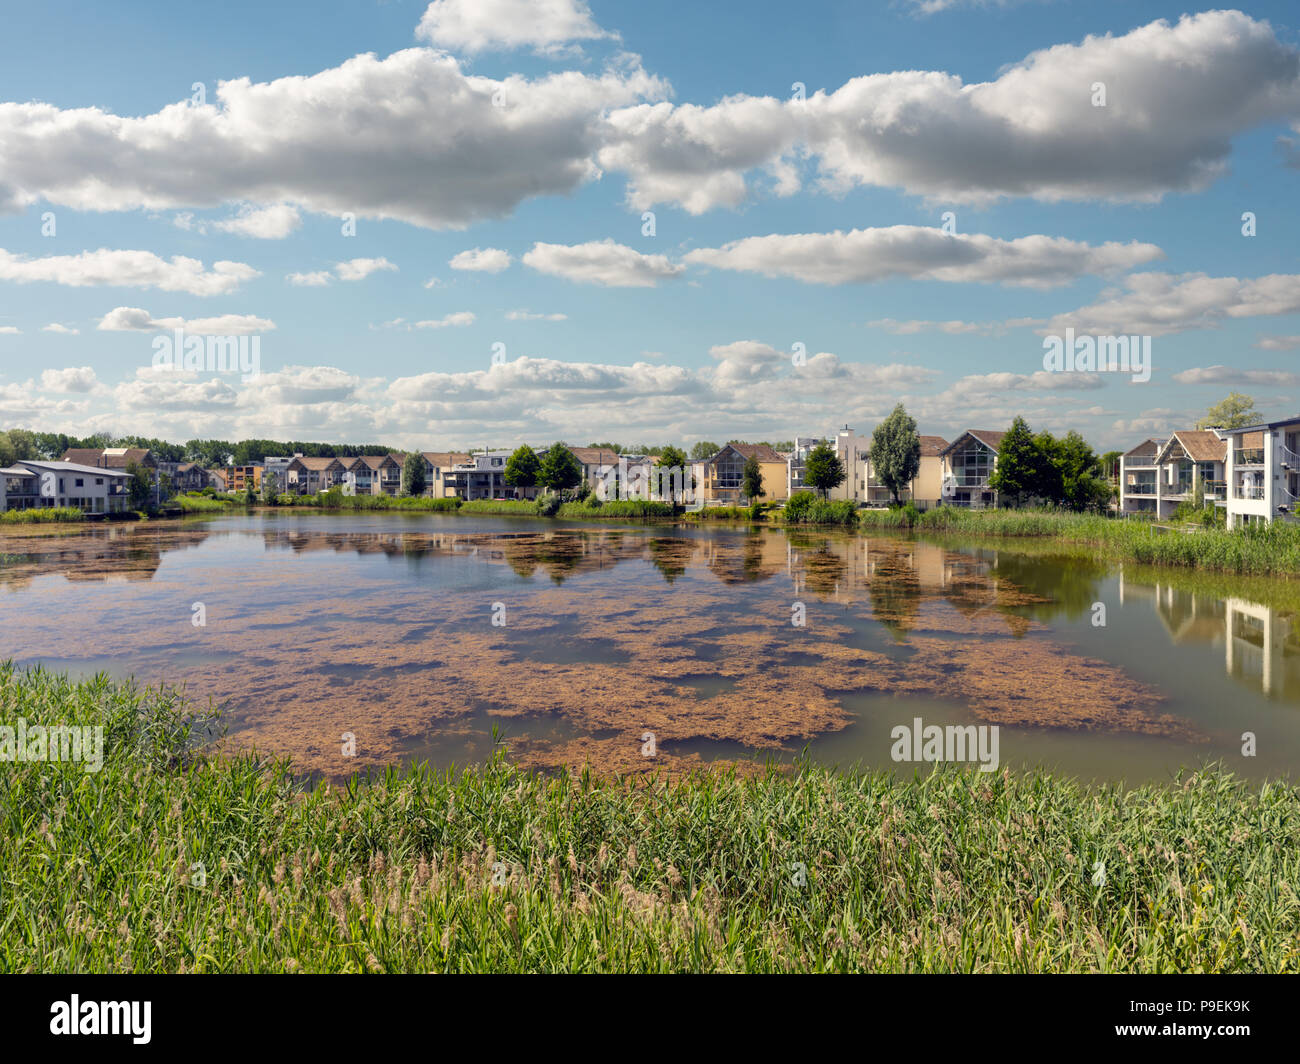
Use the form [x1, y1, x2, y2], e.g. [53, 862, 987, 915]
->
[1, 0, 1299, 451]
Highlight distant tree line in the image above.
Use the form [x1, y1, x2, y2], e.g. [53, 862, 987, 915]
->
[0, 430, 402, 467]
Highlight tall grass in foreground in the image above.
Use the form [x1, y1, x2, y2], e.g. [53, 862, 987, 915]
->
[3, 664, 1297, 973]
[860, 506, 1300, 577]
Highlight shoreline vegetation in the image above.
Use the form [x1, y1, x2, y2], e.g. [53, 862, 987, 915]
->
[0, 506, 86, 524]
[3, 665, 1298, 973]
[19, 488, 1300, 578]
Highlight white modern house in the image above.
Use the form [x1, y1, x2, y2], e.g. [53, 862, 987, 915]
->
[0, 459, 132, 514]
[939, 430, 1005, 508]
[1118, 438, 1163, 515]
[1218, 416, 1300, 528]
[786, 437, 827, 496]
[786, 427, 866, 502]
[445, 450, 513, 499]
[1151, 430, 1226, 519]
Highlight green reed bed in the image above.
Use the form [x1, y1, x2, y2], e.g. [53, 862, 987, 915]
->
[0, 507, 84, 524]
[556, 499, 676, 519]
[458, 499, 539, 515]
[4, 664, 1297, 974]
[861, 506, 1300, 577]
[299, 492, 463, 512]
[176, 494, 232, 512]
[781, 491, 858, 526]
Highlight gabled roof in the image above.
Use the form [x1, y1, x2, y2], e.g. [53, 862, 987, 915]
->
[1157, 430, 1226, 464]
[941, 430, 1006, 457]
[61, 447, 155, 469]
[919, 435, 949, 457]
[342, 453, 401, 471]
[422, 452, 471, 468]
[715, 443, 786, 464]
[1123, 437, 1163, 457]
[288, 455, 345, 471]
[568, 447, 622, 466]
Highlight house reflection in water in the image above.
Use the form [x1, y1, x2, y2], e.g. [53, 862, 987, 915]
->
[1225, 598, 1298, 697]
[1120, 570, 1300, 698]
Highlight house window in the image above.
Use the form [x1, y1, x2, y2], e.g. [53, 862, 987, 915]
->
[75, 478, 84, 487]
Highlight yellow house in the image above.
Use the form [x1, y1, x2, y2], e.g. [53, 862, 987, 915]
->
[694, 443, 790, 506]
[863, 434, 949, 506]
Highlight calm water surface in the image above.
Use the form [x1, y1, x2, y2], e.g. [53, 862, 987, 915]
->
[2, 511, 1297, 784]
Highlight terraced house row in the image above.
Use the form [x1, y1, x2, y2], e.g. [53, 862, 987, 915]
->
[1119, 417, 1300, 528]
[8, 420, 1299, 528]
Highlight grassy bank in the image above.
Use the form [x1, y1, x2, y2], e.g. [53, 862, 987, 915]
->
[304, 493, 462, 512]
[3, 664, 1297, 973]
[0, 507, 83, 524]
[176, 494, 232, 513]
[556, 499, 676, 519]
[860, 506, 1300, 577]
[458, 498, 538, 515]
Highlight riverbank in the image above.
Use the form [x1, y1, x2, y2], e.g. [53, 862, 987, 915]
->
[3, 664, 1297, 973]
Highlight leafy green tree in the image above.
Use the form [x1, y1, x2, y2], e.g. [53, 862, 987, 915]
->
[401, 452, 426, 496]
[1197, 392, 1257, 430]
[538, 443, 583, 493]
[988, 417, 1040, 506]
[505, 445, 540, 491]
[1098, 450, 1122, 490]
[0, 428, 38, 466]
[871, 404, 921, 504]
[741, 455, 765, 501]
[1032, 430, 1065, 502]
[690, 441, 721, 461]
[657, 445, 689, 505]
[1051, 431, 1110, 512]
[804, 442, 845, 498]
[125, 461, 153, 510]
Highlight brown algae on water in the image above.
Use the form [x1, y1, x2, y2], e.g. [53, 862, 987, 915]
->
[0, 522, 1197, 781]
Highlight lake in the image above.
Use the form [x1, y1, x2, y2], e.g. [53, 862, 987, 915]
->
[2, 510, 1297, 784]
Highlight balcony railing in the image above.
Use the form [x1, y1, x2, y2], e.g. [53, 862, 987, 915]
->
[949, 473, 991, 488]
[1234, 448, 1265, 466]
[1234, 483, 1265, 500]
[1124, 483, 1157, 495]
[1123, 457, 1156, 468]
